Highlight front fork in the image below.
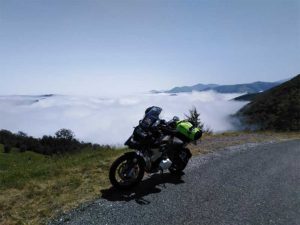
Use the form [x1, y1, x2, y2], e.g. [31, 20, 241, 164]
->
[135, 151, 151, 172]
[119, 157, 140, 179]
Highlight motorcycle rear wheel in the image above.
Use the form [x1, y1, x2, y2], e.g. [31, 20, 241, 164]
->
[109, 153, 145, 190]
[169, 147, 191, 175]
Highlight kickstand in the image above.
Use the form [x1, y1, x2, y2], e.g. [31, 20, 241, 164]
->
[159, 169, 167, 188]
[159, 168, 164, 175]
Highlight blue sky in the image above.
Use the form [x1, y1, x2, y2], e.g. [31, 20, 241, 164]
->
[0, 0, 299, 96]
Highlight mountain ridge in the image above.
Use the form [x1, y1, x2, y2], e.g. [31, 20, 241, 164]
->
[155, 80, 286, 94]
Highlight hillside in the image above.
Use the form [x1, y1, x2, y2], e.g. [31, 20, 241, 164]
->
[160, 81, 282, 94]
[233, 93, 260, 101]
[237, 75, 300, 131]
[213, 81, 280, 93]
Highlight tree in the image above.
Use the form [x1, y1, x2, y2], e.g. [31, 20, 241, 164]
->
[17, 131, 28, 137]
[55, 129, 75, 140]
[185, 107, 204, 130]
[185, 107, 213, 134]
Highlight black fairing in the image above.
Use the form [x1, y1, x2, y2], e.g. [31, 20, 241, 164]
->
[125, 106, 162, 148]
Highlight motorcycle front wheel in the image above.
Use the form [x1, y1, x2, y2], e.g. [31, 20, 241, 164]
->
[109, 153, 145, 190]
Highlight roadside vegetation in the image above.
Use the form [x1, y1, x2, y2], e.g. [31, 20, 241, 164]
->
[0, 129, 111, 155]
[0, 144, 127, 225]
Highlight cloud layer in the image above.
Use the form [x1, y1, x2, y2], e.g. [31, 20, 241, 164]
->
[0, 92, 247, 145]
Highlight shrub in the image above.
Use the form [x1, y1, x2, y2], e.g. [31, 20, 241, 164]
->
[4, 145, 11, 153]
[0, 129, 109, 155]
[19, 144, 27, 152]
[203, 126, 213, 135]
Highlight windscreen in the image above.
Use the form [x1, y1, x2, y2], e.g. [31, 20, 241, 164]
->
[140, 106, 162, 129]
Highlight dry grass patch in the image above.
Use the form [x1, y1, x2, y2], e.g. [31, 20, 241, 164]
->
[189, 131, 300, 155]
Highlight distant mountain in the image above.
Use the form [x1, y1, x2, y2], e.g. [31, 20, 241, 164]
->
[0, 94, 55, 106]
[236, 74, 300, 131]
[166, 83, 218, 93]
[159, 81, 283, 94]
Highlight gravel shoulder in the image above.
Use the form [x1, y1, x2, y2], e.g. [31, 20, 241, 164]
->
[50, 139, 300, 225]
[189, 131, 300, 155]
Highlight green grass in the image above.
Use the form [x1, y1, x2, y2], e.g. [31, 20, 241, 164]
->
[0, 146, 127, 225]
[0, 148, 122, 190]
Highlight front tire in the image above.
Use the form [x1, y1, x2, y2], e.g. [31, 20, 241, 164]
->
[109, 153, 145, 190]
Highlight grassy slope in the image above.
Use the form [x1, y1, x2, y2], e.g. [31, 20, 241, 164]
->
[0, 145, 127, 225]
[1, 131, 300, 225]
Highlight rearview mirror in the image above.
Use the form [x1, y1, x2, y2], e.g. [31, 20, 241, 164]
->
[173, 116, 179, 121]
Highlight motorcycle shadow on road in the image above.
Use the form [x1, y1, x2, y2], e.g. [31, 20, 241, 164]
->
[101, 172, 185, 205]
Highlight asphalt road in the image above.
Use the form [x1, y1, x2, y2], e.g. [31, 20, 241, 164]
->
[51, 140, 300, 225]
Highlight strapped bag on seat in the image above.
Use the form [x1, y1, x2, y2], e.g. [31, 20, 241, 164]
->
[176, 120, 202, 141]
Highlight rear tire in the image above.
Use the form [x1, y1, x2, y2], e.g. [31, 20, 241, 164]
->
[168, 166, 184, 175]
[109, 153, 145, 190]
[169, 147, 191, 175]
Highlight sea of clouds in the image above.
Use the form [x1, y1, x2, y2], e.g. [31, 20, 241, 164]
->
[0, 91, 247, 145]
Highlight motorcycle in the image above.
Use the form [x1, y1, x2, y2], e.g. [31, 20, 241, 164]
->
[109, 106, 202, 190]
